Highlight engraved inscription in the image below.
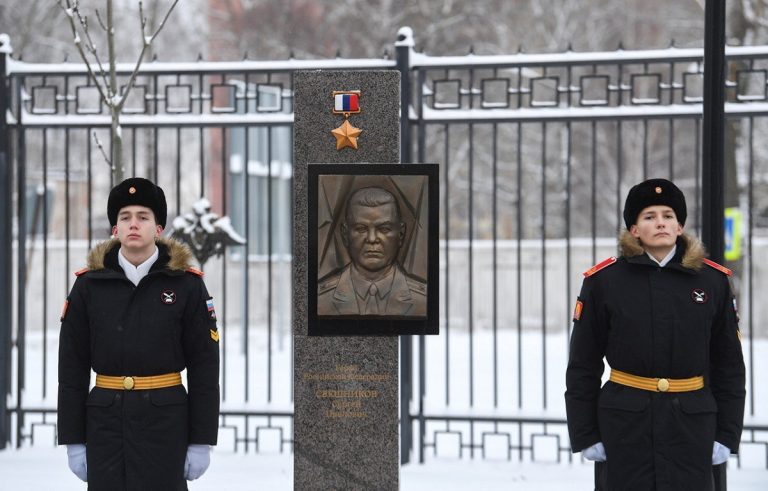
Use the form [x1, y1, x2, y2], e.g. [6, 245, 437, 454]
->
[304, 364, 390, 419]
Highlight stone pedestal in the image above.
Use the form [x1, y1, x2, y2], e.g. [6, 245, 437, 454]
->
[293, 70, 400, 491]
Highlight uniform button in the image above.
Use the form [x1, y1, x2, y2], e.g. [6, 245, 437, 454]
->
[115, 394, 121, 401]
[657, 378, 670, 392]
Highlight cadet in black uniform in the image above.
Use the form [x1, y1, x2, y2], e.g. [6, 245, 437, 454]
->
[565, 178, 745, 491]
[58, 178, 220, 490]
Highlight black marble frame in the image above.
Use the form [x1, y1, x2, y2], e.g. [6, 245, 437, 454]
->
[307, 163, 439, 336]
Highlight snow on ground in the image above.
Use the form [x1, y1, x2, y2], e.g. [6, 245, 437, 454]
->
[1, 445, 767, 490]
[6, 326, 768, 489]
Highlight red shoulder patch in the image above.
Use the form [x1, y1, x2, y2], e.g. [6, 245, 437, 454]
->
[74, 267, 89, 277]
[702, 258, 732, 276]
[186, 267, 204, 277]
[583, 257, 617, 277]
[572, 300, 584, 321]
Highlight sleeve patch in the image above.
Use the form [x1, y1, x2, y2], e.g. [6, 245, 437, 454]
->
[60, 300, 69, 322]
[572, 299, 584, 322]
[206, 297, 216, 320]
[210, 329, 220, 342]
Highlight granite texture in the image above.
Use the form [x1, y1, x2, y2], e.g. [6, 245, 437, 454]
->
[294, 336, 398, 490]
[293, 70, 400, 490]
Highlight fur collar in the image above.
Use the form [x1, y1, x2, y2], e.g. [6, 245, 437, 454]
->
[87, 236, 194, 272]
[618, 230, 706, 271]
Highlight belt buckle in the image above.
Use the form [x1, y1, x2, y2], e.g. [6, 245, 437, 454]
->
[123, 376, 135, 390]
[657, 378, 670, 392]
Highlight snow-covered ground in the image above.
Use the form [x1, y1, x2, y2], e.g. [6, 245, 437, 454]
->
[4, 327, 768, 489]
[1, 445, 767, 490]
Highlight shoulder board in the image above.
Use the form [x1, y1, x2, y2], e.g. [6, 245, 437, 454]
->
[405, 276, 427, 295]
[74, 267, 89, 277]
[186, 267, 204, 277]
[583, 257, 617, 277]
[318, 275, 340, 295]
[702, 258, 732, 276]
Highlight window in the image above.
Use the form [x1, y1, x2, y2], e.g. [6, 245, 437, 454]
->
[228, 84, 292, 257]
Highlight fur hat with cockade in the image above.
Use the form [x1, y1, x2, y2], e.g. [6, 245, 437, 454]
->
[107, 177, 167, 228]
[623, 178, 687, 229]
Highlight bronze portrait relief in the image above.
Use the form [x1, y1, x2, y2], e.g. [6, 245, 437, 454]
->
[318, 185, 427, 317]
[307, 164, 438, 336]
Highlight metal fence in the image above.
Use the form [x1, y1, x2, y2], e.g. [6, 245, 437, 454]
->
[1, 30, 768, 468]
[398, 33, 768, 466]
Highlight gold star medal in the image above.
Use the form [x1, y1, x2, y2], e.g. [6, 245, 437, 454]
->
[331, 90, 362, 150]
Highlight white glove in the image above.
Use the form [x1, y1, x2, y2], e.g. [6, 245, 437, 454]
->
[582, 441, 607, 462]
[184, 444, 211, 481]
[712, 441, 730, 465]
[66, 444, 87, 482]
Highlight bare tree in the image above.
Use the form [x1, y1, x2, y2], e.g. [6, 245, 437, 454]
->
[57, 0, 180, 183]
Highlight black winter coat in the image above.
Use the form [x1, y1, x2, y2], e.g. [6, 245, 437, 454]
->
[565, 232, 745, 491]
[58, 238, 220, 491]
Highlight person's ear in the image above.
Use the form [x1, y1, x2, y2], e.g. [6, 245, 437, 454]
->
[111, 225, 118, 238]
[340, 223, 349, 247]
[675, 222, 684, 236]
[156, 225, 164, 237]
[629, 224, 640, 239]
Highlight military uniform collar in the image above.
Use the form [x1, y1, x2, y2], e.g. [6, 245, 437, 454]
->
[85, 237, 194, 279]
[618, 230, 706, 272]
[645, 245, 676, 267]
[349, 264, 396, 300]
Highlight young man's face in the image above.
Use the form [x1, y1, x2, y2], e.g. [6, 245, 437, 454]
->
[629, 205, 683, 253]
[342, 202, 404, 273]
[112, 205, 163, 252]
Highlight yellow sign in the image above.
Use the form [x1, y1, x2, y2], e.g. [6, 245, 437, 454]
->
[724, 208, 741, 261]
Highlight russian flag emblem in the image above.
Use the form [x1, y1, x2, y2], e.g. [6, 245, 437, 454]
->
[332, 91, 361, 114]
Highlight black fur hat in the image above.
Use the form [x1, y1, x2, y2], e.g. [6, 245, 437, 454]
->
[623, 178, 687, 228]
[107, 177, 167, 227]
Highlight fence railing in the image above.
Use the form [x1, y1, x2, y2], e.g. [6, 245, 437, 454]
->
[1, 30, 767, 469]
[398, 29, 768, 465]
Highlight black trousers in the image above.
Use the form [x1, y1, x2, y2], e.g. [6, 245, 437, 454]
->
[593, 463, 727, 490]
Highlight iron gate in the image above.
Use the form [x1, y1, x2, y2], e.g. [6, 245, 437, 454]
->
[1, 30, 767, 468]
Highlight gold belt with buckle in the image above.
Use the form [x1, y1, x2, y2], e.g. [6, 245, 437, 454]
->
[95, 372, 182, 390]
[609, 368, 704, 393]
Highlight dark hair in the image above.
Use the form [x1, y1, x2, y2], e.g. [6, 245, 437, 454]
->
[344, 187, 402, 224]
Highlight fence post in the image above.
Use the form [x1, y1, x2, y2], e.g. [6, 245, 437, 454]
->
[0, 33, 13, 450]
[702, 0, 726, 263]
[395, 26, 414, 466]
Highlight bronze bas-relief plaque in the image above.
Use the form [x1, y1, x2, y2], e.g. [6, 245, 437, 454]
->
[317, 180, 427, 317]
[307, 164, 439, 336]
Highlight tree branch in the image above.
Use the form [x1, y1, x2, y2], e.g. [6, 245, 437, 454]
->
[95, 8, 108, 32]
[67, 4, 112, 93]
[116, 0, 180, 110]
[57, 0, 110, 105]
[149, 0, 181, 43]
[92, 131, 112, 168]
[742, 0, 768, 29]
